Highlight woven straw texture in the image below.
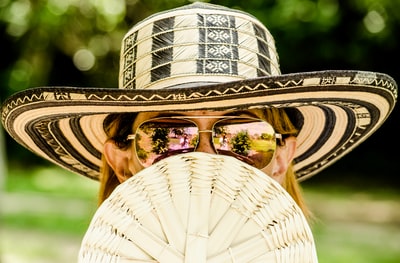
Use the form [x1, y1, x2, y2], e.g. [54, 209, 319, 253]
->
[78, 153, 318, 262]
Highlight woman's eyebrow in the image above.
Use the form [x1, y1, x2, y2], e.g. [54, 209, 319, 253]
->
[224, 110, 260, 118]
[150, 112, 187, 118]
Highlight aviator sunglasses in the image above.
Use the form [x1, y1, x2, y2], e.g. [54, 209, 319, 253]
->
[126, 116, 282, 169]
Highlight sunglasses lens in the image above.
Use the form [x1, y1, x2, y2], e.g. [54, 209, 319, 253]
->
[135, 118, 277, 169]
[213, 119, 277, 169]
[135, 119, 198, 167]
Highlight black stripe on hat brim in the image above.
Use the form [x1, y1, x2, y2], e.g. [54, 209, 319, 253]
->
[296, 93, 389, 181]
[23, 116, 101, 179]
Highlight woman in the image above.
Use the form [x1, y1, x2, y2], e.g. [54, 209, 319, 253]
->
[100, 108, 311, 218]
[1, 2, 396, 262]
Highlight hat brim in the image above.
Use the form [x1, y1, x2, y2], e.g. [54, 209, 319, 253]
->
[1, 70, 397, 180]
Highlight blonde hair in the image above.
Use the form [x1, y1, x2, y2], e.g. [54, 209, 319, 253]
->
[98, 108, 311, 220]
[98, 113, 136, 205]
[260, 108, 312, 220]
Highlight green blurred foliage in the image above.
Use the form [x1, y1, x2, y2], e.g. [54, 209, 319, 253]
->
[231, 130, 252, 155]
[0, 0, 399, 184]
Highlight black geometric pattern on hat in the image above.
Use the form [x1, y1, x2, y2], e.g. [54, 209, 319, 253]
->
[120, 5, 280, 91]
[151, 17, 174, 82]
[197, 13, 238, 75]
[122, 31, 137, 90]
[253, 23, 271, 76]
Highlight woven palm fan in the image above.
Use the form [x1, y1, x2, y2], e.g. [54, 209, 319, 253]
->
[78, 153, 317, 262]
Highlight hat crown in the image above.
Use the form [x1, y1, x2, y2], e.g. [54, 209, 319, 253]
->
[119, 2, 281, 90]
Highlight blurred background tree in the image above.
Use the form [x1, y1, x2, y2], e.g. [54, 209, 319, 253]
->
[1, 0, 399, 187]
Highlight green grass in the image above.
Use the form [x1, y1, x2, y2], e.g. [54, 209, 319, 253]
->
[251, 139, 275, 150]
[313, 221, 400, 263]
[303, 185, 400, 262]
[2, 213, 92, 235]
[5, 166, 98, 199]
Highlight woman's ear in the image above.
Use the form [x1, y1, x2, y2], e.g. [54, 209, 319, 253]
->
[104, 141, 131, 183]
[272, 137, 297, 182]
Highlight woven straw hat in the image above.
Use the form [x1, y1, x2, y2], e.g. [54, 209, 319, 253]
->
[1, 2, 397, 181]
[78, 152, 318, 262]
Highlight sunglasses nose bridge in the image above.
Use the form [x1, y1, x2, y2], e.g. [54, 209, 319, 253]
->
[194, 130, 217, 154]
